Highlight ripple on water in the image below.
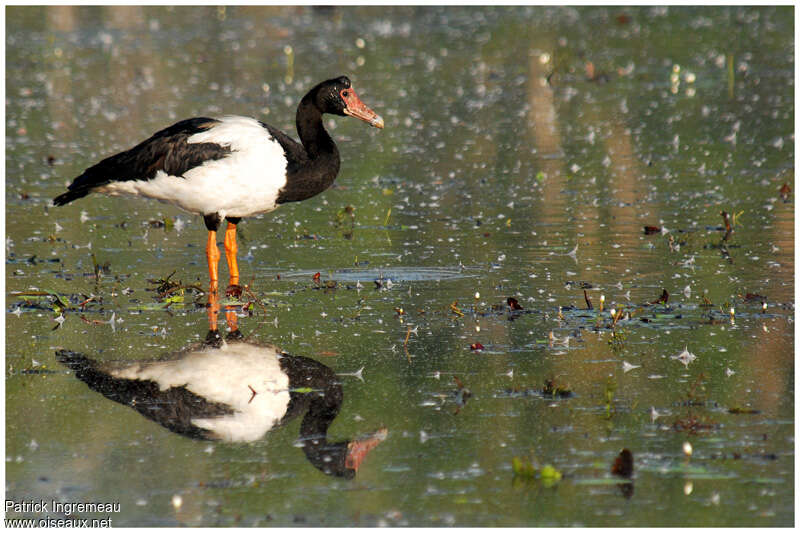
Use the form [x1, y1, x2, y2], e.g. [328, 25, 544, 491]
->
[276, 266, 481, 282]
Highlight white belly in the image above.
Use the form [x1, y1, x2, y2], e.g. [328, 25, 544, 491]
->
[98, 116, 288, 219]
[112, 342, 291, 442]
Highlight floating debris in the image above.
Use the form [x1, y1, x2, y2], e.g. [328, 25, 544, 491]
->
[452, 376, 471, 415]
[651, 289, 669, 305]
[507, 297, 523, 311]
[727, 406, 761, 415]
[611, 448, 633, 478]
[622, 361, 640, 373]
[682, 441, 693, 457]
[643, 225, 662, 235]
[511, 456, 562, 487]
[337, 366, 365, 382]
[566, 243, 578, 260]
[542, 379, 572, 398]
[671, 346, 697, 367]
[779, 182, 791, 202]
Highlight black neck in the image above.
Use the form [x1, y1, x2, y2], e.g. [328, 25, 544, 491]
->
[298, 394, 354, 479]
[277, 353, 354, 478]
[274, 96, 341, 205]
[296, 96, 338, 161]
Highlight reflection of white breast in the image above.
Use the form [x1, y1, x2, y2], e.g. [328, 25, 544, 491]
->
[112, 342, 290, 442]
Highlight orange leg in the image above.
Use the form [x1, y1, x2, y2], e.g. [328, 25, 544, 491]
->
[204, 291, 225, 346]
[225, 303, 240, 337]
[224, 221, 241, 297]
[206, 230, 221, 293]
[207, 290, 219, 331]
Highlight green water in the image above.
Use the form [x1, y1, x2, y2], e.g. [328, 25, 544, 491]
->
[6, 6, 794, 526]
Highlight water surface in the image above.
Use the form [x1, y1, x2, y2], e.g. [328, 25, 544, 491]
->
[6, 5, 794, 526]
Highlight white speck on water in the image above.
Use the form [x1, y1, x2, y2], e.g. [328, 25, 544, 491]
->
[672, 346, 696, 367]
[622, 361, 640, 373]
[683, 441, 693, 457]
[566, 243, 578, 260]
[650, 407, 661, 421]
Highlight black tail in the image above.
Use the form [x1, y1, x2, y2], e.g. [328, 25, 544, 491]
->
[55, 349, 231, 440]
[53, 188, 89, 206]
[56, 349, 103, 382]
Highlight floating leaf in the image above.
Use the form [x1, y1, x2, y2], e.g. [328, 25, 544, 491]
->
[651, 288, 669, 305]
[611, 449, 634, 478]
[511, 456, 536, 478]
[643, 225, 662, 235]
[540, 464, 563, 485]
[542, 379, 572, 398]
[727, 407, 761, 415]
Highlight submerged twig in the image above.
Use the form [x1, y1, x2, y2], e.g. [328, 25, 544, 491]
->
[404, 325, 412, 363]
[450, 301, 464, 317]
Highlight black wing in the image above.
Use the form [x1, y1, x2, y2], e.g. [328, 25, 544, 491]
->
[53, 117, 231, 206]
[56, 349, 234, 440]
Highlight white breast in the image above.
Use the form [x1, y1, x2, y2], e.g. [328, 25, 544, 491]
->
[112, 342, 291, 442]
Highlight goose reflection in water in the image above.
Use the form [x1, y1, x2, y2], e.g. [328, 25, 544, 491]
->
[56, 292, 386, 479]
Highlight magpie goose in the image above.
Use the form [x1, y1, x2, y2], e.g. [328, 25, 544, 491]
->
[56, 336, 386, 478]
[53, 76, 383, 296]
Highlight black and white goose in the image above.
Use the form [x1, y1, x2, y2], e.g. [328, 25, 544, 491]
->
[56, 336, 386, 478]
[52, 76, 383, 295]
